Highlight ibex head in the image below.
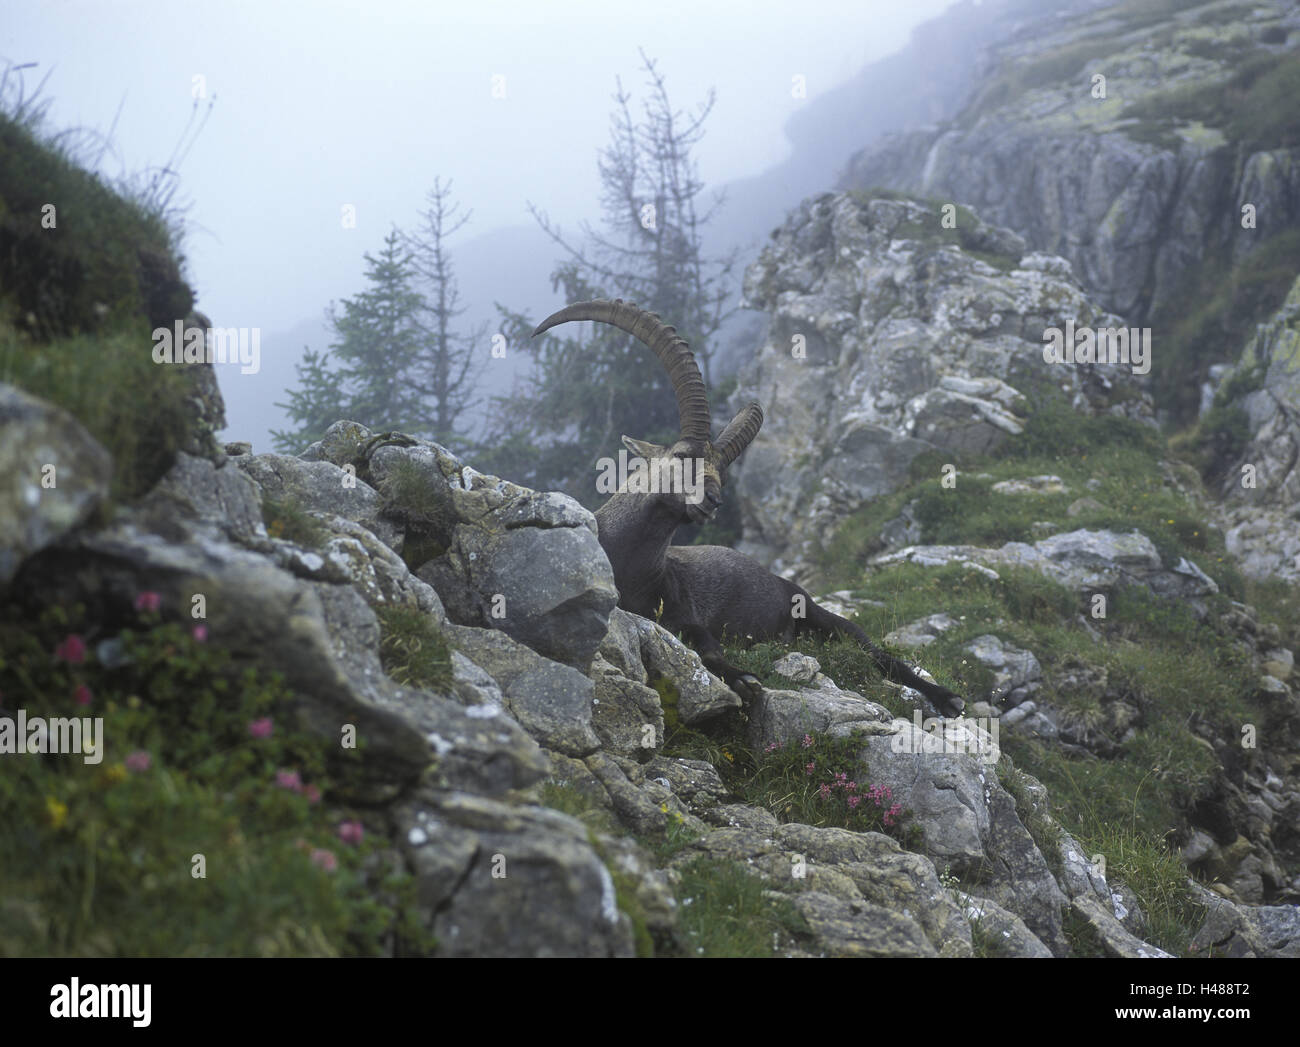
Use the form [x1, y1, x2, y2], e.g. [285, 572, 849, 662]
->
[532, 299, 764, 525]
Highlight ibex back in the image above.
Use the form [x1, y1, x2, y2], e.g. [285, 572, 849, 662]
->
[533, 299, 965, 718]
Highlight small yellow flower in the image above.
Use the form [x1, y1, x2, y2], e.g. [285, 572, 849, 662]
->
[659, 802, 669, 814]
[127, 695, 141, 709]
[722, 750, 734, 763]
[45, 796, 68, 829]
[102, 764, 128, 786]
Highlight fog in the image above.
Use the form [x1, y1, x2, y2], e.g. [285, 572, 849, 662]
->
[8, 0, 962, 449]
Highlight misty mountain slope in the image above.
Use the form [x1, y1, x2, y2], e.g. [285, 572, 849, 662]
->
[703, 0, 1116, 376]
[837, 0, 1300, 423]
[6, 81, 1300, 959]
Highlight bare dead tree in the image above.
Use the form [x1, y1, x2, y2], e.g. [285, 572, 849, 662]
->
[525, 48, 738, 387]
[402, 177, 485, 447]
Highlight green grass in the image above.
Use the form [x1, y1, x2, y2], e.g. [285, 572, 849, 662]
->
[0, 78, 207, 502]
[0, 320, 195, 502]
[0, 601, 428, 957]
[730, 729, 919, 846]
[673, 856, 807, 957]
[0, 105, 189, 341]
[816, 389, 1244, 597]
[1122, 51, 1300, 154]
[376, 605, 452, 692]
[260, 495, 329, 549]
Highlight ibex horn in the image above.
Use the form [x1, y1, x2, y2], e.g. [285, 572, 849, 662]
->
[532, 298, 711, 442]
[715, 402, 764, 466]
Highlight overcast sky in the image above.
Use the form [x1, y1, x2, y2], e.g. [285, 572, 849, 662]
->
[9, 0, 958, 312]
[8, 0, 959, 443]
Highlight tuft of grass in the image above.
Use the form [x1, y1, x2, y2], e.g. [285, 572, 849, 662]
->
[376, 606, 452, 693]
[673, 856, 807, 957]
[0, 321, 194, 501]
[1075, 825, 1206, 955]
[261, 496, 328, 550]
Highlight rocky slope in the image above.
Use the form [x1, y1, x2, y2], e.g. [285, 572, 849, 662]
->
[6, 381, 1298, 955]
[730, 188, 1155, 578]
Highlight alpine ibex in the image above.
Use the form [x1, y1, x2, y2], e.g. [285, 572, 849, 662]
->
[532, 299, 965, 718]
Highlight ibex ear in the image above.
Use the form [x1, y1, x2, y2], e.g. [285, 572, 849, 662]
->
[621, 435, 664, 460]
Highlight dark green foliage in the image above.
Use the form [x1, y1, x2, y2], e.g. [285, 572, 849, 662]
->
[0, 103, 186, 342]
[0, 78, 205, 501]
[274, 231, 429, 451]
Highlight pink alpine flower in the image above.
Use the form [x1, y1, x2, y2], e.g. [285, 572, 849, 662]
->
[275, 769, 303, 792]
[133, 591, 162, 613]
[804, 761, 816, 775]
[191, 624, 208, 643]
[310, 848, 338, 872]
[818, 783, 832, 800]
[304, 784, 321, 804]
[53, 634, 87, 664]
[338, 820, 364, 846]
[248, 717, 273, 739]
[125, 751, 152, 773]
[72, 683, 93, 706]
[801, 734, 814, 748]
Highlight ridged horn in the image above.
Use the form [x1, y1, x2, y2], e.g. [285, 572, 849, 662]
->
[715, 402, 764, 467]
[531, 298, 711, 442]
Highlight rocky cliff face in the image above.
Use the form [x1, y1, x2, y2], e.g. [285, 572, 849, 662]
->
[1210, 274, 1300, 583]
[730, 189, 1154, 577]
[837, 0, 1300, 332]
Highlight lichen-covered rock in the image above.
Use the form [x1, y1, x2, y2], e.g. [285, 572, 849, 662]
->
[0, 383, 112, 586]
[954, 891, 1052, 958]
[1214, 275, 1300, 584]
[590, 655, 665, 756]
[396, 790, 635, 957]
[236, 452, 402, 550]
[730, 192, 1155, 577]
[633, 615, 740, 723]
[837, 6, 1300, 326]
[443, 623, 601, 757]
[367, 438, 617, 669]
[1071, 896, 1172, 959]
[137, 450, 264, 543]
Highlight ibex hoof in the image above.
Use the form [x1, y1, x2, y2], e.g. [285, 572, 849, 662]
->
[930, 689, 966, 718]
[731, 673, 763, 702]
